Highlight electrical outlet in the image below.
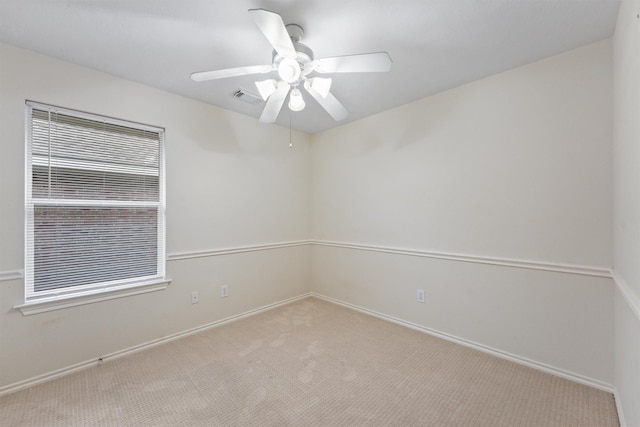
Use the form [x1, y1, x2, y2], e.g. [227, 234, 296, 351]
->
[191, 291, 199, 304]
[220, 285, 229, 298]
[416, 289, 425, 303]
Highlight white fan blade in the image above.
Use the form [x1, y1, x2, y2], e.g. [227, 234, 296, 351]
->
[191, 65, 273, 82]
[260, 82, 290, 123]
[249, 9, 297, 59]
[304, 81, 348, 121]
[314, 52, 392, 74]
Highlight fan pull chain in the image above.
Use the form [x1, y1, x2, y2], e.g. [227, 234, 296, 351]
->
[289, 112, 293, 148]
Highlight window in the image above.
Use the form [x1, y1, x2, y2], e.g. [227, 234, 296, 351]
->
[25, 101, 166, 304]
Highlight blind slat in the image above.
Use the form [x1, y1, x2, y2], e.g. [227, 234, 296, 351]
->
[25, 102, 165, 301]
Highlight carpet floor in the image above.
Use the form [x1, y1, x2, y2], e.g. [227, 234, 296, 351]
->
[0, 297, 620, 426]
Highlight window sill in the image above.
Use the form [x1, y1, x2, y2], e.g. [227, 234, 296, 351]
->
[14, 278, 172, 315]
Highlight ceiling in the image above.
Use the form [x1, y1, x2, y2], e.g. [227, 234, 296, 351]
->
[0, 0, 620, 134]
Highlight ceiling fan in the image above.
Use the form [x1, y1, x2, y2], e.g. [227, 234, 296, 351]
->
[191, 8, 392, 124]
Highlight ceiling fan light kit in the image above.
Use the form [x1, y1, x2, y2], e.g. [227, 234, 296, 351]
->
[190, 8, 392, 124]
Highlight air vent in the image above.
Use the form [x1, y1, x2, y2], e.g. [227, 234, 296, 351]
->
[232, 88, 263, 105]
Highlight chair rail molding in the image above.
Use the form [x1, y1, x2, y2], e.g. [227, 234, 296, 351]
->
[613, 271, 640, 321]
[167, 240, 311, 261]
[0, 269, 23, 282]
[311, 240, 612, 278]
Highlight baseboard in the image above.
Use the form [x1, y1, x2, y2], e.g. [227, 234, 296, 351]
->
[1, 290, 615, 398]
[614, 388, 627, 427]
[311, 292, 615, 394]
[611, 272, 637, 427]
[0, 292, 312, 397]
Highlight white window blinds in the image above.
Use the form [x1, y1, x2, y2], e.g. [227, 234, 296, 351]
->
[25, 102, 166, 302]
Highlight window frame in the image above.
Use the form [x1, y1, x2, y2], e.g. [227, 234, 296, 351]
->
[22, 101, 168, 309]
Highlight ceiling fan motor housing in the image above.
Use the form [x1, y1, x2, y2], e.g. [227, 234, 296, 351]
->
[271, 23, 314, 85]
[273, 42, 314, 83]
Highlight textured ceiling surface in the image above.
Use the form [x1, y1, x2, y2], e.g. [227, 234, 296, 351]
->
[0, 0, 620, 134]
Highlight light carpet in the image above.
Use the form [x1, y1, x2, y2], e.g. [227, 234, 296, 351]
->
[0, 297, 620, 426]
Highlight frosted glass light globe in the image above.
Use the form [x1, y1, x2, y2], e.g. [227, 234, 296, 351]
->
[288, 88, 305, 111]
[278, 58, 301, 83]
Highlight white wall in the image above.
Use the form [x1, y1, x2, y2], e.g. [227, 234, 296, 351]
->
[311, 41, 614, 388]
[0, 42, 312, 390]
[613, 0, 640, 425]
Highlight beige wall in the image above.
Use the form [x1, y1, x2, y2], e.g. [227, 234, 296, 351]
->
[311, 40, 614, 387]
[0, 35, 622, 403]
[0, 42, 313, 390]
[613, 0, 640, 425]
